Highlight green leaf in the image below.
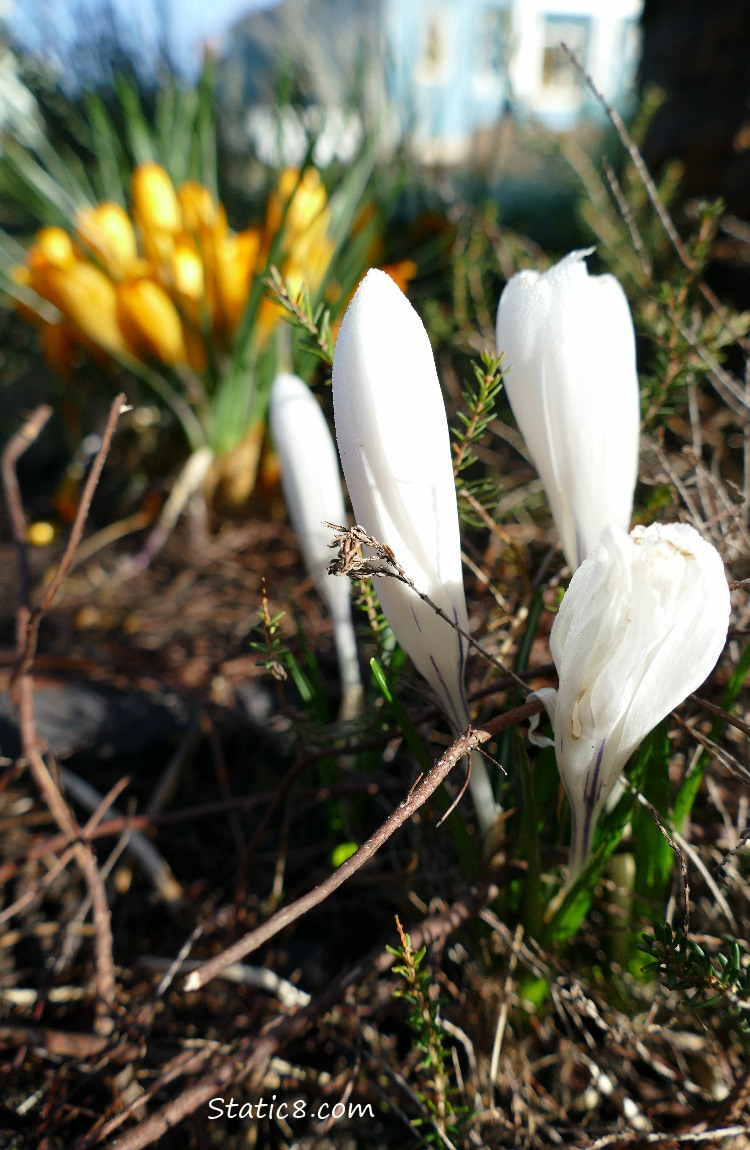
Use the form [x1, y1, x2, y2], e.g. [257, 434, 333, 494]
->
[545, 785, 634, 942]
[631, 722, 674, 906]
[331, 841, 358, 868]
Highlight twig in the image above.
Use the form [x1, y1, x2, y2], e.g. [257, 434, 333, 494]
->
[11, 394, 128, 687]
[2, 397, 126, 1031]
[88, 883, 498, 1150]
[139, 956, 310, 1008]
[561, 42, 750, 355]
[183, 725, 491, 991]
[59, 767, 183, 906]
[623, 780, 690, 934]
[691, 693, 750, 739]
[116, 445, 214, 580]
[582, 1125, 750, 1149]
[601, 155, 653, 281]
[184, 700, 540, 994]
[325, 522, 531, 691]
[1, 406, 53, 615]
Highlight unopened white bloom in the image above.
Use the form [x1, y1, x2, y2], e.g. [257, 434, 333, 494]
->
[269, 372, 361, 709]
[332, 268, 496, 831]
[496, 249, 640, 569]
[536, 522, 730, 879]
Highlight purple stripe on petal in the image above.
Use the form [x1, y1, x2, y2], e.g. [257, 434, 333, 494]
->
[581, 739, 606, 863]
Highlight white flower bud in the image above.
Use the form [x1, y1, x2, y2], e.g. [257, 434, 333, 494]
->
[496, 249, 640, 568]
[332, 269, 496, 831]
[536, 522, 730, 879]
[269, 372, 361, 706]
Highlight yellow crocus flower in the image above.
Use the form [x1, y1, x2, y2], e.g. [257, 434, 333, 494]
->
[117, 276, 188, 365]
[132, 163, 181, 270]
[283, 231, 335, 295]
[214, 228, 262, 334]
[171, 241, 208, 328]
[42, 259, 127, 357]
[178, 181, 227, 240]
[266, 167, 329, 245]
[29, 226, 77, 271]
[266, 168, 333, 294]
[132, 163, 181, 232]
[75, 202, 137, 280]
[172, 242, 205, 299]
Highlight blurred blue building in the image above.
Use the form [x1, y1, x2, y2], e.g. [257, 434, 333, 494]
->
[224, 0, 643, 164]
[385, 0, 642, 159]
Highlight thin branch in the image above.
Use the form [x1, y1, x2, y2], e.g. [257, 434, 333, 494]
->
[184, 699, 541, 994]
[183, 724, 491, 991]
[86, 882, 498, 1150]
[2, 398, 127, 1031]
[561, 42, 750, 354]
[691, 693, 750, 739]
[12, 393, 128, 686]
[325, 522, 531, 691]
[1, 405, 53, 615]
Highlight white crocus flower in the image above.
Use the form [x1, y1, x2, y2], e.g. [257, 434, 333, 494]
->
[269, 372, 362, 716]
[496, 249, 640, 569]
[332, 268, 496, 834]
[535, 521, 730, 880]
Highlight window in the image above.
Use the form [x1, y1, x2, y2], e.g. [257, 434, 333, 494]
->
[541, 15, 591, 93]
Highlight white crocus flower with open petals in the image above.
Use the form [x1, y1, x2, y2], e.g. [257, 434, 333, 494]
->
[332, 268, 496, 834]
[535, 521, 730, 880]
[269, 372, 362, 716]
[496, 249, 640, 569]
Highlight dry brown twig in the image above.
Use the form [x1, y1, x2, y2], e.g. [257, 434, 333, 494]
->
[2, 394, 127, 1032]
[561, 42, 750, 356]
[325, 521, 531, 689]
[183, 725, 490, 993]
[83, 881, 499, 1150]
[181, 698, 540, 995]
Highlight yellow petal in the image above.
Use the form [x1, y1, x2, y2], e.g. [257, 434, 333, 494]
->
[214, 228, 262, 332]
[283, 231, 334, 293]
[29, 226, 76, 271]
[285, 168, 329, 236]
[178, 180, 227, 238]
[117, 276, 188, 365]
[76, 202, 137, 279]
[265, 167, 329, 251]
[47, 261, 126, 356]
[172, 242, 205, 300]
[132, 163, 181, 232]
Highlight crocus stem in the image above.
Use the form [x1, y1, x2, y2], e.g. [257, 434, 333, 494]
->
[468, 746, 497, 841]
[118, 446, 214, 579]
[331, 606, 363, 721]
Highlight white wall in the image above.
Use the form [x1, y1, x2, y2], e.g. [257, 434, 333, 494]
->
[509, 0, 642, 126]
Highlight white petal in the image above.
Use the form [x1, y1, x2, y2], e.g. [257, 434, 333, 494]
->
[616, 523, 731, 760]
[496, 250, 640, 568]
[269, 372, 360, 693]
[332, 269, 470, 730]
[548, 521, 730, 878]
[529, 687, 557, 747]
